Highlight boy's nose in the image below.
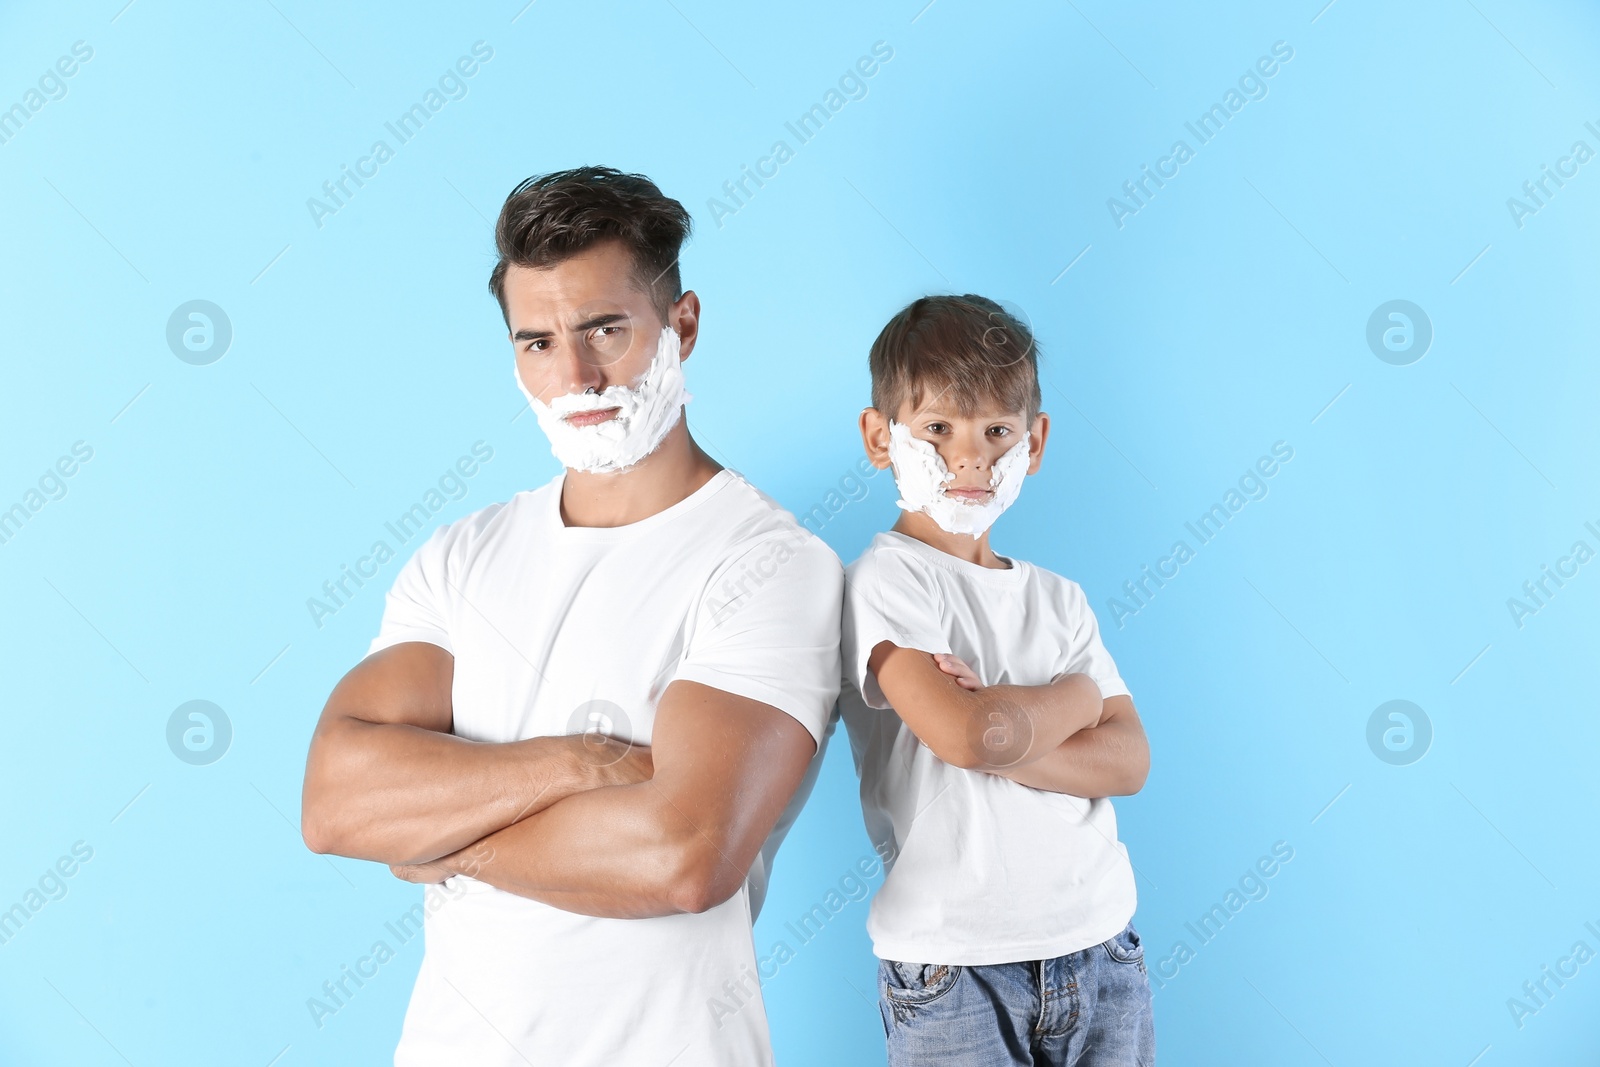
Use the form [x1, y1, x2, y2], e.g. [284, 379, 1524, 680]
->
[946, 448, 989, 472]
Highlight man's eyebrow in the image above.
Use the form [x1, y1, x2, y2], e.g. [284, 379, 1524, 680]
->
[573, 311, 629, 331]
[511, 312, 629, 343]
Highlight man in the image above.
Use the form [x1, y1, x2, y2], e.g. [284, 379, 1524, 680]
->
[300, 166, 844, 1066]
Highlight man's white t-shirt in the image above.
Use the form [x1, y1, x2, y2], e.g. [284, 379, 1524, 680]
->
[838, 530, 1137, 967]
[367, 468, 843, 1067]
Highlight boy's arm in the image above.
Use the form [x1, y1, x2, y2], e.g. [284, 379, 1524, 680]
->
[982, 694, 1149, 797]
[927, 653, 1149, 796]
[867, 641, 1103, 770]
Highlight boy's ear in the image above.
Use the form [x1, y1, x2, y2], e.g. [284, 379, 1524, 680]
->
[860, 407, 894, 470]
[1026, 412, 1050, 475]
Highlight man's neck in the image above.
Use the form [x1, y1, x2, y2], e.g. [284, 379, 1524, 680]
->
[891, 512, 1012, 569]
[557, 419, 724, 529]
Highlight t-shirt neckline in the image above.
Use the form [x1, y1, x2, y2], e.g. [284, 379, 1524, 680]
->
[881, 529, 1024, 582]
[546, 467, 736, 540]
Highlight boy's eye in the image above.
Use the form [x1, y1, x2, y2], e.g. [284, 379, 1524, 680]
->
[989, 426, 1012, 437]
[925, 422, 948, 434]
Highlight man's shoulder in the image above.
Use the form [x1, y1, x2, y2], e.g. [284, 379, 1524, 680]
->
[710, 470, 844, 571]
[411, 476, 558, 564]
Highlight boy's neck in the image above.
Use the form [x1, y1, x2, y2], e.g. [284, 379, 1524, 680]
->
[891, 511, 1013, 569]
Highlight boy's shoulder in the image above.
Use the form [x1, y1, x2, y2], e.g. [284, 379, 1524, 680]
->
[1010, 558, 1097, 616]
[1012, 555, 1084, 595]
[844, 530, 944, 586]
[846, 531, 1099, 612]
[847, 530, 1077, 583]
[845, 529, 914, 568]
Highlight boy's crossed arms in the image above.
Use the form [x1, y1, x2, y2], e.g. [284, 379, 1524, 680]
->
[867, 642, 1149, 799]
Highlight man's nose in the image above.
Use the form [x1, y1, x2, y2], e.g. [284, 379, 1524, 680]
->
[551, 343, 607, 397]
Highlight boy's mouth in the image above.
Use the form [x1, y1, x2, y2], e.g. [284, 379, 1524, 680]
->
[944, 486, 994, 503]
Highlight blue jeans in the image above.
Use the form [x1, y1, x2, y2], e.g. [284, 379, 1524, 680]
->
[877, 921, 1155, 1066]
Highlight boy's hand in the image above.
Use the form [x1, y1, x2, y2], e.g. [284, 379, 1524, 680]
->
[933, 653, 982, 691]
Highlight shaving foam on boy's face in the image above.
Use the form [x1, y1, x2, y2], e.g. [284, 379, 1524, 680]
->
[515, 324, 692, 474]
[887, 417, 1031, 537]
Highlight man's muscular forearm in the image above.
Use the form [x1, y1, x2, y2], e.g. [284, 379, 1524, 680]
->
[394, 680, 820, 921]
[302, 642, 652, 867]
[304, 722, 639, 865]
[416, 779, 704, 919]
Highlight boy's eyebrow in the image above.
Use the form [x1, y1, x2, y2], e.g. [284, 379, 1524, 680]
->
[906, 406, 1025, 423]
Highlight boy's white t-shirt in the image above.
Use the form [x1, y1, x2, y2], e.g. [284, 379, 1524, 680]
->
[838, 529, 1137, 967]
[366, 468, 844, 1067]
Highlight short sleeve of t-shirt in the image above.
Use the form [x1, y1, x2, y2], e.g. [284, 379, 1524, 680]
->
[366, 520, 464, 658]
[672, 532, 845, 748]
[1063, 579, 1131, 702]
[844, 543, 952, 710]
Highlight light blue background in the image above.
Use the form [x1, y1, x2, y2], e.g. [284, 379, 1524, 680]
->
[2, 0, 1597, 1064]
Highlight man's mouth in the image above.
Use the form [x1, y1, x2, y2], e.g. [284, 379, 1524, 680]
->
[563, 407, 622, 427]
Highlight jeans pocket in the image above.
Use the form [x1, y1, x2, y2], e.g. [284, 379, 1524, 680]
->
[1102, 922, 1146, 968]
[879, 958, 963, 1006]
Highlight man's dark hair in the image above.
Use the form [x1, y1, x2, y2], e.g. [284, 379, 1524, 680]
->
[868, 294, 1042, 424]
[487, 166, 693, 326]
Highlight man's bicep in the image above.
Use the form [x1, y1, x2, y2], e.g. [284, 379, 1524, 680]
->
[302, 641, 464, 860]
[317, 641, 455, 734]
[332, 516, 459, 735]
[648, 679, 818, 880]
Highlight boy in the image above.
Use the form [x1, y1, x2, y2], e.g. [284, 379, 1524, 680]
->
[838, 294, 1154, 1066]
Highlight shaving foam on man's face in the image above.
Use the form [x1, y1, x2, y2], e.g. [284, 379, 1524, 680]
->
[515, 324, 693, 474]
[887, 418, 1031, 537]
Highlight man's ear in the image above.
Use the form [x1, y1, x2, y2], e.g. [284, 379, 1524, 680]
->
[860, 407, 893, 470]
[669, 290, 701, 360]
